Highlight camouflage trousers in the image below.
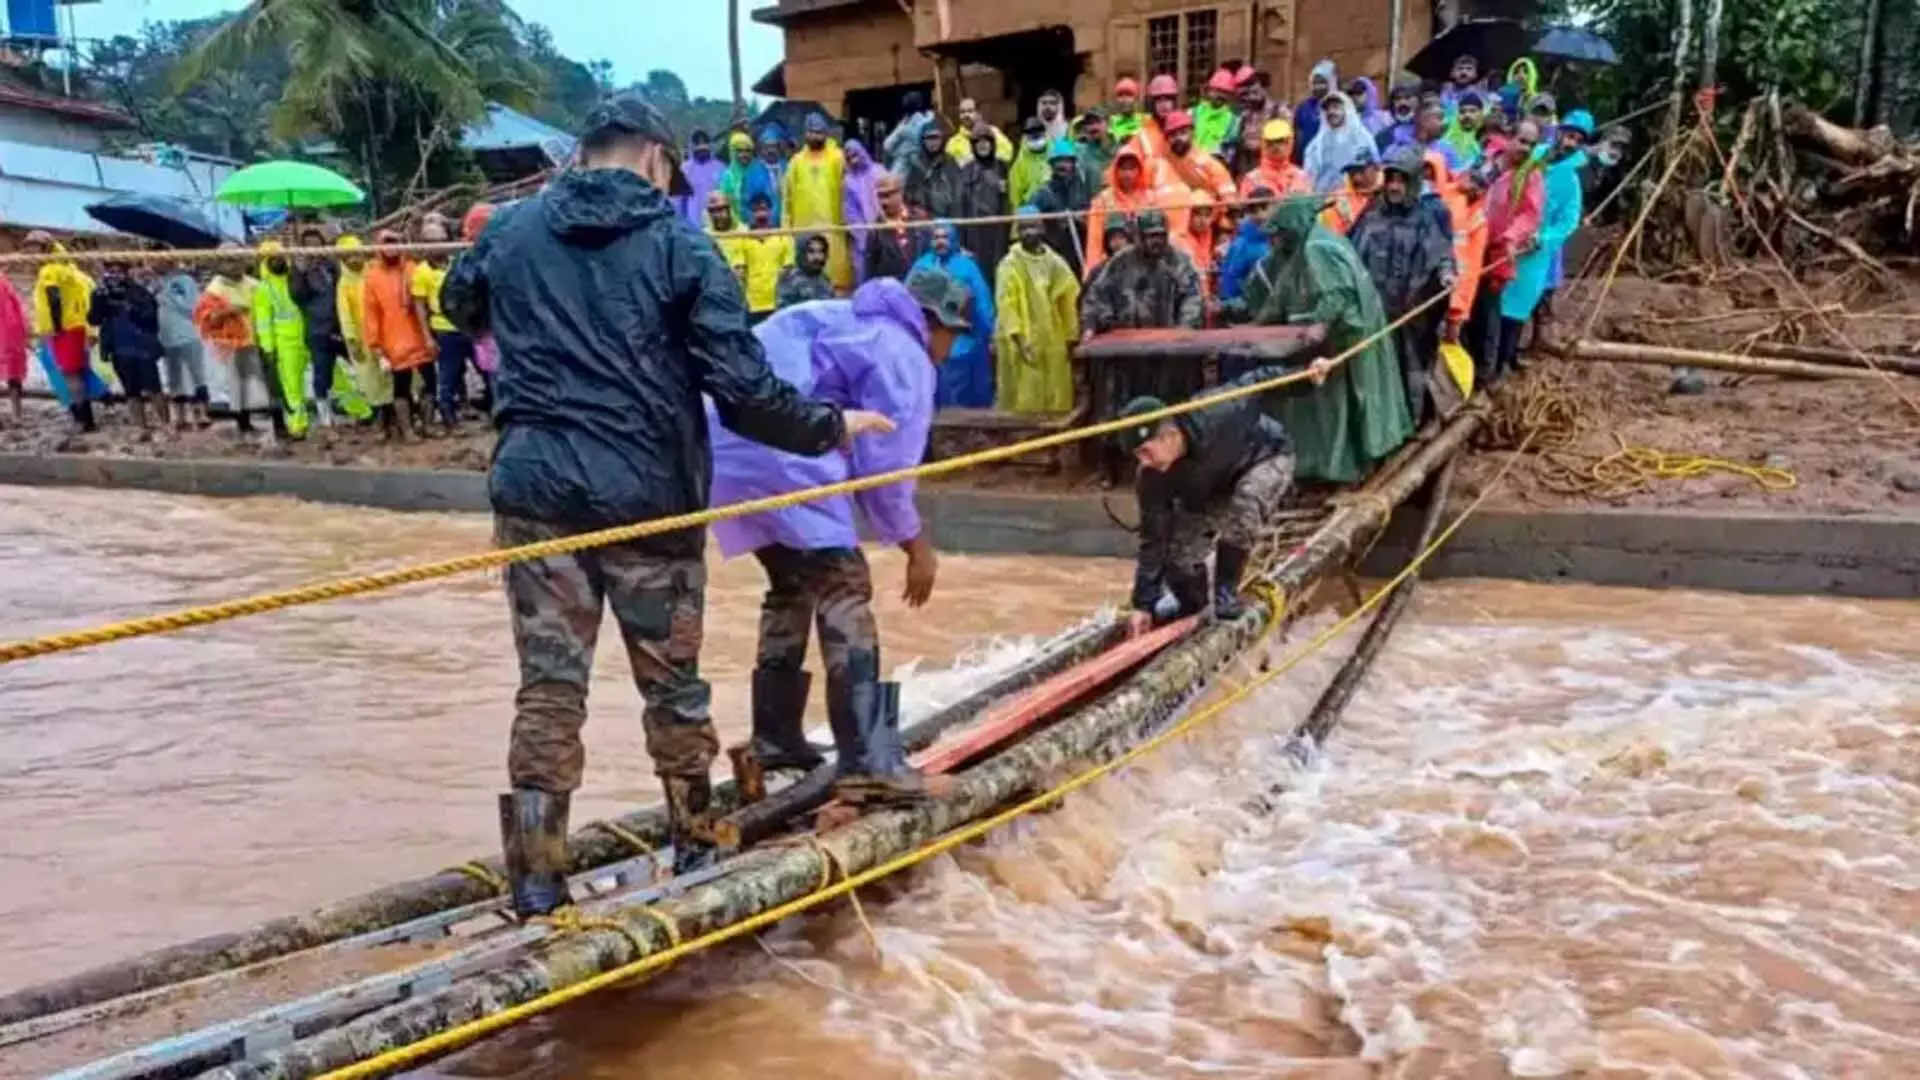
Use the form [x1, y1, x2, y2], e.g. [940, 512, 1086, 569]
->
[1166, 453, 1297, 578]
[751, 545, 882, 685]
[497, 515, 718, 793]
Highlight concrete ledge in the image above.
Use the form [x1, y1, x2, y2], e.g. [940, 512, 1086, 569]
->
[4, 453, 1916, 598]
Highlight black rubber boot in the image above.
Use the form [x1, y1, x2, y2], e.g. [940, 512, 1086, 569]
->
[1213, 543, 1251, 621]
[747, 667, 827, 771]
[662, 773, 719, 875]
[830, 680, 947, 806]
[498, 790, 573, 920]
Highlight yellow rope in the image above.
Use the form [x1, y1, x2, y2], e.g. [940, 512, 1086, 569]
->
[589, 819, 653, 856]
[0, 251, 1499, 667]
[532, 907, 648, 959]
[311, 427, 1536, 1080]
[443, 861, 508, 896]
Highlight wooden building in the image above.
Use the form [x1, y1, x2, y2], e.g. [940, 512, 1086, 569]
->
[752, 0, 1433, 140]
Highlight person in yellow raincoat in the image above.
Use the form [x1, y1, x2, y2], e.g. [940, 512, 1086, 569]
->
[335, 235, 393, 419]
[739, 192, 794, 319]
[781, 113, 850, 291]
[993, 206, 1080, 414]
[250, 240, 313, 437]
[24, 232, 100, 430]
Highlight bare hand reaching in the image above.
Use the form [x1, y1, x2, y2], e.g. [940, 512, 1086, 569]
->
[840, 409, 896, 449]
[901, 534, 938, 608]
[1126, 610, 1154, 638]
[1305, 356, 1335, 385]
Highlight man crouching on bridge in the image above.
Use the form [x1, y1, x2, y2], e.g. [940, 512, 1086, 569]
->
[443, 93, 895, 918]
[1116, 360, 1328, 635]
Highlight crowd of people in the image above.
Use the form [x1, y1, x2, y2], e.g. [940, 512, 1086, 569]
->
[672, 52, 1622, 446]
[0, 210, 501, 445]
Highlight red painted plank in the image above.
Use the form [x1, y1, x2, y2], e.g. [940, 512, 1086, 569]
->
[912, 615, 1201, 775]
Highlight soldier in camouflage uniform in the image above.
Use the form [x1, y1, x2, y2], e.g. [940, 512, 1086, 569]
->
[1114, 359, 1327, 634]
[444, 93, 895, 917]
[1078, 207, 1205, 337]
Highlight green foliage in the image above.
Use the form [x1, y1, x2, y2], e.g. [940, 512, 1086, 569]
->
[630, 68, 755, 145]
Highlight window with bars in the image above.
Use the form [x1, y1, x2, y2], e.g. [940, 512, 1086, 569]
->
[1144, 9, 1219, 97]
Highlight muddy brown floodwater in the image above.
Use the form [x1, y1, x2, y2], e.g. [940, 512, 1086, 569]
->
[3, 485, 1918, 1079]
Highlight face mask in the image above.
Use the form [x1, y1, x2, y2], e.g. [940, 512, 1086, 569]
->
[266, 258, 289, 274]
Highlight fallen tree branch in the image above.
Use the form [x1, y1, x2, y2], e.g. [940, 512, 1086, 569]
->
[1571, 339, 1886, 379]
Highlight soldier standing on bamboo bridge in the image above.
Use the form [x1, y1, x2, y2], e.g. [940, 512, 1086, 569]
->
[442, 92, 897, 919]
[1115, 359, 1330, 635]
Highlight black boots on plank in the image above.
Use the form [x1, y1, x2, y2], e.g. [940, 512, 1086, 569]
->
[498, 789, 574, 920]
[1213, 543, 1251, 621]
[828, 679, 951, 805]
[747, 666, 828, 771]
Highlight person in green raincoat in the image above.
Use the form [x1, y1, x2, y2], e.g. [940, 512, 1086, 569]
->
[1008, 116, 1052, 213]
[1244, 198, 1414, 484]
[251, 239, 312, 438]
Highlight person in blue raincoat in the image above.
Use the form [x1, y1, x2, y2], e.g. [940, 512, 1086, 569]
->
[1500, 110, 1590, 355]
[1533, 109, 1594, 347]
[911, 220, 994, 407]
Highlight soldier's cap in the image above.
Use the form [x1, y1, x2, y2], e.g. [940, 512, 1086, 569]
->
[1113, 396, 1171, 454]
[1380, 145, 1424, 177]
[904, 266, 973, 331]
[1135, 207, 1170, 235]
[1343, 145, 1380, 172]
[580, 92, 692, 197]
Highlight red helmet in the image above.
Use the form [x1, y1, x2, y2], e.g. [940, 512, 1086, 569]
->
[1147, 73, 1181, 98]
[461, 202, 496, 242]
[1162, 109, 1195, 134]
[1114, 77, 1140, 97]
[1206, 68, 1238, 94]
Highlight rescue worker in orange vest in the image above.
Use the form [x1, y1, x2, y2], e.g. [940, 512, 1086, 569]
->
[1237, 118, 1311, 204]
[1428, 152, 1489, 354]
[1084, 144, 1188, 278]
[1160, 109, 1236, 202]
[1129, 73, 1185, 168]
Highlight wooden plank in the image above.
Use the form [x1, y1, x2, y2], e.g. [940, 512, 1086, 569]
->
[914, 615, 1200, 775]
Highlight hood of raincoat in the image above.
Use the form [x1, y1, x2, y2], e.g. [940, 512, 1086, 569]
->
[443, 163, 845, 548]
[708, 276, 934, 557]
[1351, 77, 1389, 126]
[1265, 195, 1322, 257]
[542, 168, 675, 246]
[256, 239, 290, 284]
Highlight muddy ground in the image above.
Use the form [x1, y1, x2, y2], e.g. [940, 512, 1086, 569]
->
[3, 273, 1916, 516]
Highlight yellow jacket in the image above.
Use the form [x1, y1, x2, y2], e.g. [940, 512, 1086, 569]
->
[335, 237, 370, 361]
[947, 125, 1014, 164]
[736, 231, 793, 314]
[31, 245, 93, 334]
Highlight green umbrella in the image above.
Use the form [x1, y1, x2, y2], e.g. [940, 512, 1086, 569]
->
[216, 160, 366, 210]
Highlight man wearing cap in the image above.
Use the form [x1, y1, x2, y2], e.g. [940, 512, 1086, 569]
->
[783, 113, 851, 292]
[1114, 365, 1302, 633]
[1193, 69, 1239, 156]
[1347, 144, 1456, 423]
[903, 116, 963, 220]
[442, 92, 898, 915]
[708, 268, 968, 804]
[1237, 118, 1310, 201]
[1161, 110, 1235, 202]
[1108, 78, 1144, 142]
[1129, 74, 1184, 164]
[1320, 145, 1381, 236]
[1009, 116, 1052, 212]
[994, 206, 1080, 414]
[1025, 138, 1093, 279]
[1080, 207, 1202, 339]
[1074, 107, 1116, 179]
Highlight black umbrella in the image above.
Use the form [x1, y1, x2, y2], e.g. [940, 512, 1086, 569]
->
[1534, 26, 1620, 66]
[1405, 19, 1534, 84]
[85, 192, 228, 249]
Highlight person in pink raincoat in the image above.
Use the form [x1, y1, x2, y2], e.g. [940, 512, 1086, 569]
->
[0, 275, 27, 423]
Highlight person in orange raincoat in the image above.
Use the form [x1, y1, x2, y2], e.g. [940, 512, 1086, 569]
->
[1084, 145, 1188, 278]
[1320, 145, 1382, 236]
[1177, 189, 1221, 301]
[1425, 151, 1488, 352]
[360, 227, 436, 440]
[1237, 118, 1310, 205]
[1125, 73, 1184, 171]
[1159, 110, 1235, 202]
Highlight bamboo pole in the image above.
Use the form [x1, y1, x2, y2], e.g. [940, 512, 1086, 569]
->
[204, 410, 1490, 1080]
[1740, 339, 1920, 376]
[1292, 461, 1455, 749]
[1570, 339, 1883, 379]
[0, 623, 1113, 1031]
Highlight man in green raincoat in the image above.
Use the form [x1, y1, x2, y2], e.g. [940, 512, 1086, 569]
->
[251, 239, 312, 438]
[1243, 198, 1414, 484]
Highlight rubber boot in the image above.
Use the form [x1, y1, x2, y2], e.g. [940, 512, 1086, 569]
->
[662, 773, 719, 875]
[1212, 543, 1251, 621]
[498, 790, 573, 919]
[830, 680, 950, 806]
[748, 667, 827, 771]
[393, 396, 420, 443]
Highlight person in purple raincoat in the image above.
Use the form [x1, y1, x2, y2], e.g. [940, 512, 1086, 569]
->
[675, 130, 726, 226]
[706, 267, 974, 805]
[841, 139, 885, 284]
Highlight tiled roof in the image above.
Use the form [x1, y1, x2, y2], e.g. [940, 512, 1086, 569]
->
[0, 82, 138, 129]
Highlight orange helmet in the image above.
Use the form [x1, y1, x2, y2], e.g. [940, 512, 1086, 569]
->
[1146, 74, 1180, 99]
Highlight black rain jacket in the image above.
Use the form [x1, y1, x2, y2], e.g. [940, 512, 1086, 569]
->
[1132, 366, 1293, 610]
[443, 168, 846, 554]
